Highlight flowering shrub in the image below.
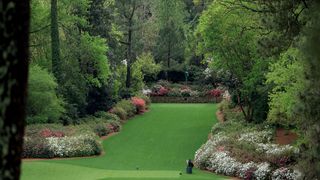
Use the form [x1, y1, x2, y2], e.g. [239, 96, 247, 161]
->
[47, 134, 101, 157]
[158, 87, 169, 96]
[238, 162, 256, 179]
[194, 129, 301, 179]
[142, 88, 152, 95]
[22, 137, 54, 158]
[271, 167, 302, 180]
[239, 130, 273, 144]
[40, 128, 65, 138]
[137, 94, 151, 106]
[256, 143, 297, 156]
[167, 88, 182, 97]
[131, 97, 146, 113]
[94, 111, 120, 122]
[94, 124, 108, 137]
[23, 134, 102, 158]
[208, 89, 222, 97]
[106, 121, 121, 133]
[115, 100, 136, 117]
[181, 88, 192, 97]
[150, 85, 169, 96]
[254, 162, 271, 180]
[109, 107, 127, 120]
[190, 90, 200, 97]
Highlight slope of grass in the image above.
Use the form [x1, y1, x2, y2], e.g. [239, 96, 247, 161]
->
[22, 104, 227, 180]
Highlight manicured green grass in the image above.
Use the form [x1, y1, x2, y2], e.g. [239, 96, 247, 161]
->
[22, 104, 227, 180]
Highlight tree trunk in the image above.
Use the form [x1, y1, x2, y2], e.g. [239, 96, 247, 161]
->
[236, 92, 253, 123]
[51, 0, 61, 83]
[125, 23, 132, 89]
[167, 41, 171, 68]
[0, 1, 30, 179]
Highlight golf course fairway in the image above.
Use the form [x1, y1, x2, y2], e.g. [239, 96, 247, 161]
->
[22, 104, 228, 180]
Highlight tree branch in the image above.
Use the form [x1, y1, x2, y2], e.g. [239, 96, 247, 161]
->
[29, 24, 51, 34]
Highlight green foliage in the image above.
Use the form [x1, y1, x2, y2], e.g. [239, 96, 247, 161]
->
[27, 65, 65, 124]
[94, 111, 120, 122]
[131, 52, 161, 92]
[196, 0, 269, 122]
[115, 99, 136, 118]
[266, 48, 305, 126]
[94, 124, 108, 137]
[79, 33, 110, 88]
[298, 4, 320, 178]
[154, 0, 187, 68]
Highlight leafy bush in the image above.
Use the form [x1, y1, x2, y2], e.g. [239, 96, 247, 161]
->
[106, 120, 121, 133]
[27, 65, 65, 124]
[22, 137, 54, 158]
[131, 97, 146, 113]
[130, 52, 161, 93]
[157, 80, 170, 88]
[109, 107, 127, 120]
[115, 99, 136, 118]
[266, 47, 304, 127]
[94, 124, 109, 137]
[40, 128, 65, 138]
[167, 88, 182, 97]
[151, 85, 169, 96]
[181, 88, 192, 97]
[208, 89, 222, 97]
[94, 111, 120, 122]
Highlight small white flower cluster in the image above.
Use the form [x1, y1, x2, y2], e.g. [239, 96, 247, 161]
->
[207, 151, 241, 176]
[196, 148, 272, 179]
[47, 134, 100, 157]
[238, 161, 256, 179]
[194, 133, 228, 168]
[256, 143, 296, 155]
[239, 130, 273, 143]
[238, 130, 298, 156]
[271, 167, 302, 180]
[254, 162, 272, 180]
[204, 68, 213, 79]
[142, 89, 152, 95]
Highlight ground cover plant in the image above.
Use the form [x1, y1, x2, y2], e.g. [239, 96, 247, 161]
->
[22, 104, 225, 180]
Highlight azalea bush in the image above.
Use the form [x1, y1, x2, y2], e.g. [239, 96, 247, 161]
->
[22, 137, 54, 158]
[115, 99, 136, 118]
[137, 94, 151, 106]
[109, 107, 127, 120]
[23, 134, 102, 158]
[131, 97, 146, 113]
[194, 131, 301, 180]
[109, 95, 151, 120]
[40, 128, 65, 138]
[46, 134, 101, 157]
